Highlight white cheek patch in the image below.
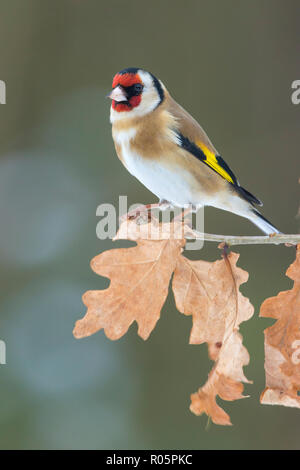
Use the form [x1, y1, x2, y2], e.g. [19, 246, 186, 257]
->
[138, 70, 160, 114]
[139, 89, 160, 114]
[138, 70, 153, 88]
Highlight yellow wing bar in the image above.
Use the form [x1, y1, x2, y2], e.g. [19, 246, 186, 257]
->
[177, 133, 238, 185]
[196, 141, 236, 185]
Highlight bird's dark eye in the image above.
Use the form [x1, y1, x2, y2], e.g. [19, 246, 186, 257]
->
[134, 83, 143, 93]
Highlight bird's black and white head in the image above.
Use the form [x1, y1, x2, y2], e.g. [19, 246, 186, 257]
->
[108, 68, 165, 123]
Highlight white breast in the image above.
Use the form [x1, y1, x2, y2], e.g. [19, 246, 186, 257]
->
[113, 127, 198, 207]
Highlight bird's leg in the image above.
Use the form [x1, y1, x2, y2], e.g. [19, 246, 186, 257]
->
[127, 203, 159, 222]
[121, 201, 171, 223]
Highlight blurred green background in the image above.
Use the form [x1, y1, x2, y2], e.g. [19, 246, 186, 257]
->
[0, 0, 299, 450]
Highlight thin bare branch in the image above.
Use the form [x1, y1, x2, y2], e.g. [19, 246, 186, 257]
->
[185, 231, 300, 246]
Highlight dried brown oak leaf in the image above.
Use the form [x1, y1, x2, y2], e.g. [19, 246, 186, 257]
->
[172, 251, 254, 425]
[73, 218, 186, 341]
[260, 244, 300, 408]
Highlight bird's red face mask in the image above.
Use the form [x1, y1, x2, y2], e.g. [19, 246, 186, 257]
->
[108, 73, 143, 112]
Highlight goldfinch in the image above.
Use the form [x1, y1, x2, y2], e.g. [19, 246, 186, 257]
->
[108, 67, 279, 235]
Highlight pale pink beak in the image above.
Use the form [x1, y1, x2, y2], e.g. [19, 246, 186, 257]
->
[107, 85, 127, 102]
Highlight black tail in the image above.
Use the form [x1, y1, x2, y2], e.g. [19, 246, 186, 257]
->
[236, 186, 263, 207]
